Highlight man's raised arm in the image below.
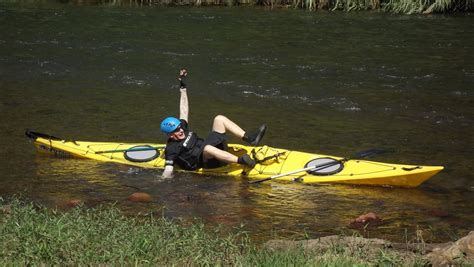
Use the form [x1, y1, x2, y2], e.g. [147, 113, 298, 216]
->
[178, 69, 188, 121]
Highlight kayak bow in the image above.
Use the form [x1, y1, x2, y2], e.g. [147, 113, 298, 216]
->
[25, 130, 443, 187]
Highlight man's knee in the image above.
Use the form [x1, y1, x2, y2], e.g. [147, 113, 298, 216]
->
[213, 115, 226, 123]
[203, 144, 218, 155]
[202, 145, 213, 159]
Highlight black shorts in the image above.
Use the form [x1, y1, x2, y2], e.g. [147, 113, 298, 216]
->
[200, 131, 228, 168]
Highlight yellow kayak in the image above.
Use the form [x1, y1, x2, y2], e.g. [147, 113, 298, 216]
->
[26, 130, 443, 187]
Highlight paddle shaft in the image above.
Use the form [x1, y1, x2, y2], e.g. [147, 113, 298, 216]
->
[95, 146, 164, 154]
[248, 158, 345, 184]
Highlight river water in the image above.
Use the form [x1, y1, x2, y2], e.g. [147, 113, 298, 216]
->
[0, 2, 473, 242]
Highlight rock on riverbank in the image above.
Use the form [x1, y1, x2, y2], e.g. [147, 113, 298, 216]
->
[264, 231, 474, 266]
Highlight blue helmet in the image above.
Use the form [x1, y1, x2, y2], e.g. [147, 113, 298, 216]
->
[160, 117, 181, 134]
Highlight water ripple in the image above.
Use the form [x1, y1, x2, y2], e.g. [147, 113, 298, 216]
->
[162, 51, 195, 57]
[414, 73, 435, 80]
[242, 89, 361, 112]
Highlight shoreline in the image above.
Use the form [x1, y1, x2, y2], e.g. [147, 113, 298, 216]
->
[1, 198, 472, 265]
[2, 0, 473, 15]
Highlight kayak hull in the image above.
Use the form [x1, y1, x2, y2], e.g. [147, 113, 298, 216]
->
[26, 131, 443, 187]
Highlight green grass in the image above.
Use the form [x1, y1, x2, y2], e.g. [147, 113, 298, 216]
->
[0, 198, 438, 265]
[1, 199, 248, 265]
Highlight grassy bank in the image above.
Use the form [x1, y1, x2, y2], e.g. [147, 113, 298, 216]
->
[0, 198, 436, 265]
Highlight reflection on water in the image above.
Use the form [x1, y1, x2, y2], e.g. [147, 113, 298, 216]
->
[0, 3, 473, 242]
[23, 155, 471, 242]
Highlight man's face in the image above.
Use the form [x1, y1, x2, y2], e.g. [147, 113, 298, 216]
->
[168, 126, 185, 141]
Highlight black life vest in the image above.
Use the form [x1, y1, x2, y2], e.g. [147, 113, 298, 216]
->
[165, 123, 204, 171]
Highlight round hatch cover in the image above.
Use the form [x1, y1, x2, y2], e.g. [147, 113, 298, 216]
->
[124, 146, 160, 163]
[304, 157, 344, 176]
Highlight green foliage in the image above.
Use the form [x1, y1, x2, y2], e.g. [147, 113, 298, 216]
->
[7, 0, 472, 13]
[382, 0, 473, 13]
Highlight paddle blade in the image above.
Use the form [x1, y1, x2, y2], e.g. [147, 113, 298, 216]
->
[351, 149, 386, 160]
[25, 130, 62, 141]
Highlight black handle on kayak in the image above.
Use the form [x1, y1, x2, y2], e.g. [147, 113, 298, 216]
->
[248, 148, 386, 185]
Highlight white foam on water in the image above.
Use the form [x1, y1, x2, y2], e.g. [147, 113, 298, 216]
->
[242, 90, 266, 98]
[463, 69, 474, 77]
[42, 71, 55, 76]
[241, 88, 362, 112]
[191, 15, 215, 20]
[414, 73, 435, 80]
[162, 51, 195, 57]
[215, 81, 234, 85]
[344, 106, 361, 111]
[452, 90, 468, 96]
[296, 65, 312, 70]
[121, 75, 149, 86]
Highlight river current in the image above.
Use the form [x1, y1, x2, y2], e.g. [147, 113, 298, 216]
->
[0, 3, 473, 242]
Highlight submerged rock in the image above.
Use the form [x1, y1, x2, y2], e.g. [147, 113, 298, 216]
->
[66, 199, 82, 207]
[348, 212, 384, 229]
[127, 192, 152, 203]
[428, 209, 450, 218]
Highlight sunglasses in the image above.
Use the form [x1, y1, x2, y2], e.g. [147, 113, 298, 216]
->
[170, 125, 183, 134]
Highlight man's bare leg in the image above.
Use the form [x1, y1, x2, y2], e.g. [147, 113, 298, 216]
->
[211, 115, 245, 138]
[202, 145, 238, 163]
[203, 145, 255, 167]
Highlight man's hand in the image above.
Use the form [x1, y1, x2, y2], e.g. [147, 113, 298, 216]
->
[178, 68, 188, 89]
[162, 165, 174, 178]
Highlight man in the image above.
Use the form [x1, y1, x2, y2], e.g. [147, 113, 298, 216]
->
[161, 69, 266, 178]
